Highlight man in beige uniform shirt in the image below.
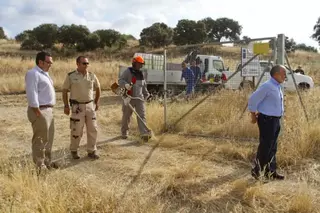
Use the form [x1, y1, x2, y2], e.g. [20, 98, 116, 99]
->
[62, 56, 101, 160]
[25, 51, 57, 171]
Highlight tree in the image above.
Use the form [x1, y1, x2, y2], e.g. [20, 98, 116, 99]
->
[58, 24, 90, 47]
[295, 43, 318, 53]
[139, 22, 173, 48]
[203, 17, 242, 42]
[15, 30, 34, 42]
[241, 35, 251, 45]
[21, 39, 42, 50]
[81, 33, 101, 51]
[285, 37, 296, 53]
[93, 29, 122, 48]
[173, 19, 206, 45]
[118, 35, 128, 50]
[312, 17, 320, 45]
[0, 27, 7, 39]
[32, 24, 59, 48]
[199, 17, 216, 42]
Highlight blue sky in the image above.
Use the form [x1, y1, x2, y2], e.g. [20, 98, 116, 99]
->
[0, 0, 319, 50]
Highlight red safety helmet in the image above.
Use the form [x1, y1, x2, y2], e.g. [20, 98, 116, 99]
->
[132, 55, 145, 64]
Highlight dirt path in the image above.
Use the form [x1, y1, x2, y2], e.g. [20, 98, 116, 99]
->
[1, 93, 320, 212]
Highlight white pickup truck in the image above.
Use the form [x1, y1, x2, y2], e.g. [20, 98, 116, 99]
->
[118, 52, 228, 96]
[223, 60, 315, 91]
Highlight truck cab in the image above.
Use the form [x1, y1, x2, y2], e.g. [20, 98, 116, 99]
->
[195, 54, 228, 83]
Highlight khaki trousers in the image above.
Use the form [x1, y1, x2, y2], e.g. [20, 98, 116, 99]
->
[121, 99, 150, 136]
[27, 107, 54, 167]
[69, 102, 98, 153]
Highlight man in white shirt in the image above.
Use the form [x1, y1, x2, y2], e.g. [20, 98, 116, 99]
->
[25, 51, 57, 172]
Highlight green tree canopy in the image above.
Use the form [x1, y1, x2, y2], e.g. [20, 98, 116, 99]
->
[173, 19, 206, 45]
[139, 22, 173, 48]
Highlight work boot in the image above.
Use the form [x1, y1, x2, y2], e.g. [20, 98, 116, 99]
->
[71, 151, 80, 159]
[36, 164, 48, 176]
[141, 134, 151, 142]
[251, 168, 260, 180]
[46, 162, 59, 170]
[121, 135, 128, 139]
[265, 171, 285, 180]
[88, 151, 99, 160]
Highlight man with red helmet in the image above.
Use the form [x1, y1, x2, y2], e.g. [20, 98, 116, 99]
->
[118, 55, 152, 141]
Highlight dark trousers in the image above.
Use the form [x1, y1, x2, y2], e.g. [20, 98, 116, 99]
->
[253, 113, 281, 175]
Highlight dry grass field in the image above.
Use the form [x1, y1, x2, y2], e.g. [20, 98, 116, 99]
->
[1, 40, 320, 212]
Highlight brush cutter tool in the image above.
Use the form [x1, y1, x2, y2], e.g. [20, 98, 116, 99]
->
[110, 81, 153, 141]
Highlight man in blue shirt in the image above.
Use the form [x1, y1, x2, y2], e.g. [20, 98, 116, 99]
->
[248, 65, 286, 180]
[181, 62, 195, 100]
[190, 60, 201, 87]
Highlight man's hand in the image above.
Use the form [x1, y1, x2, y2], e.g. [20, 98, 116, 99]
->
[145, 94, 152, 102]
[250, 112, 258, 124]
[94, 102, 99, 111]
[125, 83, 132, 90]
[32, 107, 42, 117]
[64, 106, 70, 115]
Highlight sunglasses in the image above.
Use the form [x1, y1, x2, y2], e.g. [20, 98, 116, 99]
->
[82, 62, 89, 65]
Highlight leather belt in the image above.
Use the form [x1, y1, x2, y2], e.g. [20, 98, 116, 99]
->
[259, 113, 281, 119]
[39, 105, 53, 108]
[70, 99, 93, 104]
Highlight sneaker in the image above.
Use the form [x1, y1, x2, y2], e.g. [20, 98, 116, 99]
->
[71, 151, 80, 159]
[88, 151, 99, 160]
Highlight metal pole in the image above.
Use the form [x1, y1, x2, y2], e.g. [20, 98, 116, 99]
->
[272, 38, 277, 64]
[277, 34, 286, 131]
[285, 53, 309, 122]
[163, 49, 168, 131]
[277, 34, 285, 65]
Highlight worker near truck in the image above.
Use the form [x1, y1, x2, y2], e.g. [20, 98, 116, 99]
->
[181, 62, 195, 100]
[62, 56, 101, 160]
[190, 60, 201, 87]
[248, 64, 286, 181]
[118, 55, 152, 142]
[294, 66, 305, 75]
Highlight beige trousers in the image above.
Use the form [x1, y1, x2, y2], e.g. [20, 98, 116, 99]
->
[69, 102, 98, 153]
[27, 107, 54, 167]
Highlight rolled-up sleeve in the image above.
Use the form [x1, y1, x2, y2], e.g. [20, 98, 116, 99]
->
[248, 84, 268, 112]
[25, 71, 39, 108]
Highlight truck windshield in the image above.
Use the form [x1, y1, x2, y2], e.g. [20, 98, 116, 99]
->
[213, 60, 224, 72]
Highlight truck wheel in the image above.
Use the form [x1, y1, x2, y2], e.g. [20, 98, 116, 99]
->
[298, 83, 310, 90]
[239, 80, 254, 90]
